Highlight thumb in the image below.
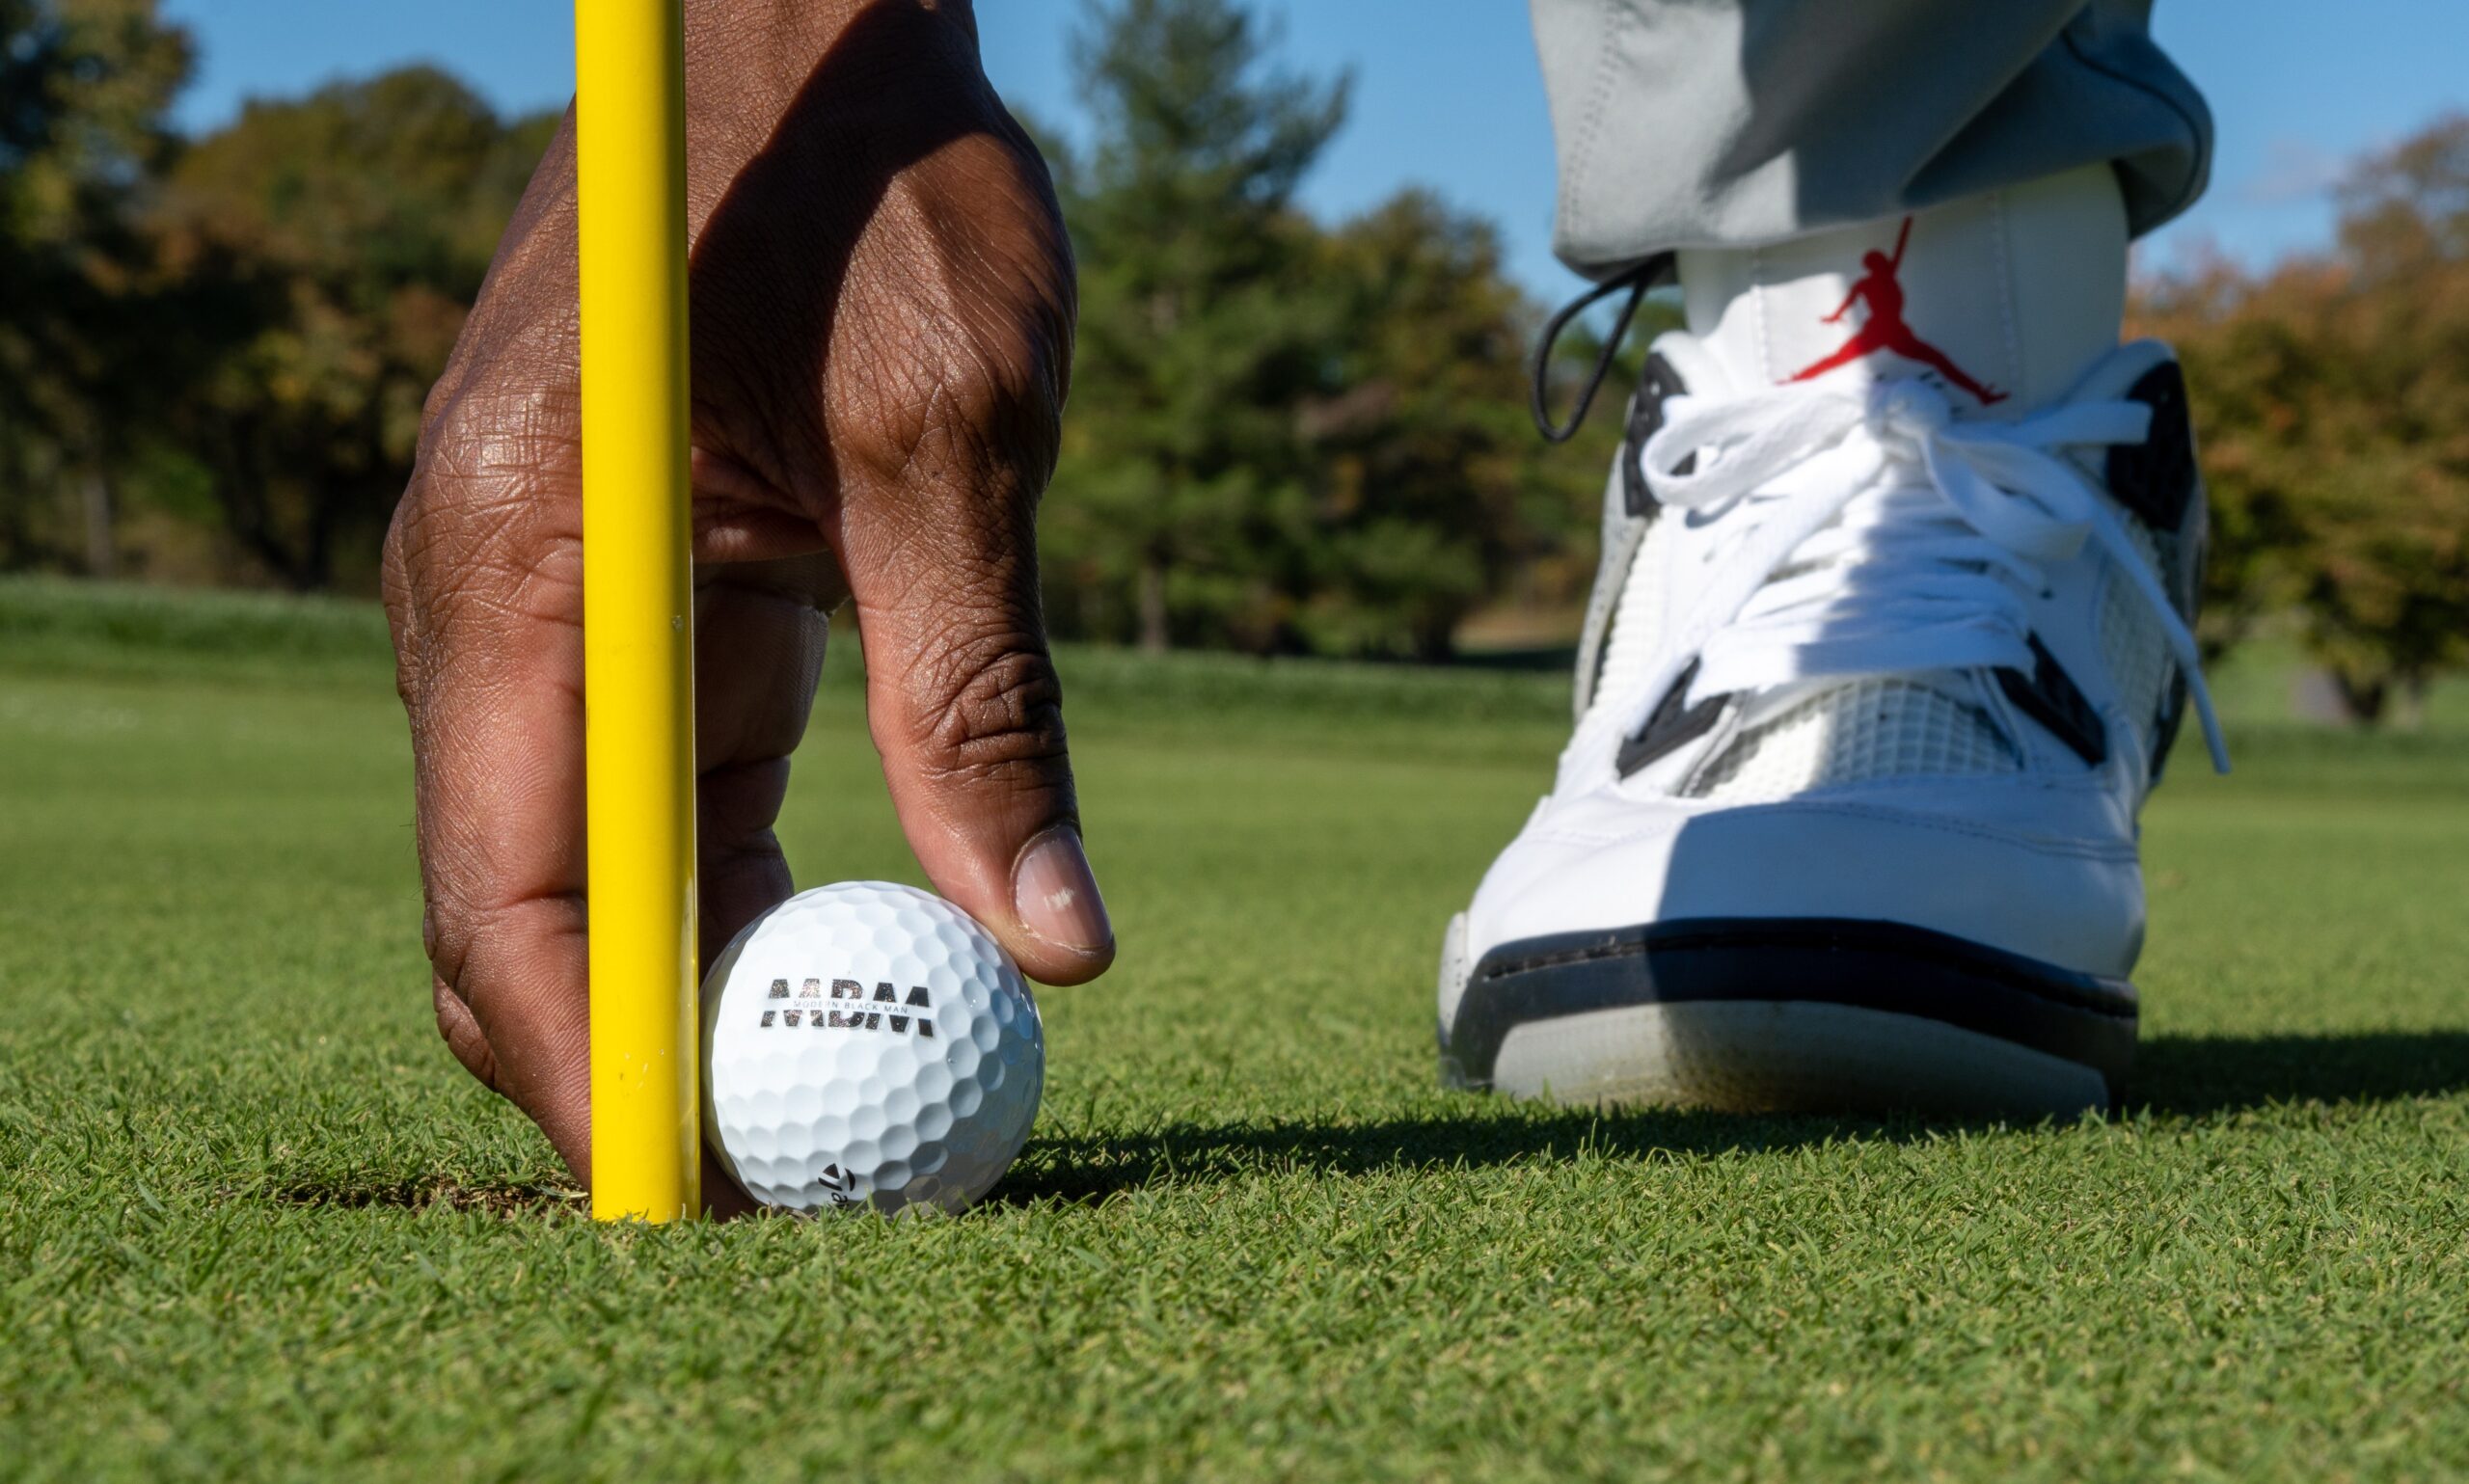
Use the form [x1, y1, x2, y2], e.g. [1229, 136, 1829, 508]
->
[846, 510, 1114, 986]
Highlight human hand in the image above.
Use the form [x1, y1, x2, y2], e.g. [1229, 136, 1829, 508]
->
[381, 1, 1106, 1207]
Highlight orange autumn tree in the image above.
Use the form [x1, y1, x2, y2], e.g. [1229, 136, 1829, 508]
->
[146, 68, 555, 590]
[2138, 114, 2469, 724]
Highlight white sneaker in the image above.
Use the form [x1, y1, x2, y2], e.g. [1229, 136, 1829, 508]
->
[1439, 165, 2223, 1117]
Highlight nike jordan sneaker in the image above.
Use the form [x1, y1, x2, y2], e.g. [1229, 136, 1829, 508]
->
[1438, 165, 2224, 1117]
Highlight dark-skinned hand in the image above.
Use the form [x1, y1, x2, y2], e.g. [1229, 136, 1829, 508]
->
[382, 0, 1109, 1214]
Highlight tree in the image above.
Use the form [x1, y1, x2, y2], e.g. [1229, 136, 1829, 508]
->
[1043, 0, 1610, 660]
[0, 0, 191, 576]
[1299, 193, 1533, 658]
[2139, 114, 2469, 723]
[144, 67, 554, 591]
[2301, 117, 2469, 720]
[2129, 257, 2309, 661]
[1041, 0, 1351, 653]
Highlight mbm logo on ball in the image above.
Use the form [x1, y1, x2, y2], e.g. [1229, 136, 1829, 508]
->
[758, 978, 936, 1036]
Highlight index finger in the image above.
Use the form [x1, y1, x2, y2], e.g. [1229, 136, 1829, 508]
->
[385, 384, 598, 1183]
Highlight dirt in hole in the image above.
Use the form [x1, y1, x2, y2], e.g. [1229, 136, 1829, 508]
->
[256, 1175, 585, 1216]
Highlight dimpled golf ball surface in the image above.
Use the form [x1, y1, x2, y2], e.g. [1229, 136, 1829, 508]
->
[702, 882, 1043, 1214]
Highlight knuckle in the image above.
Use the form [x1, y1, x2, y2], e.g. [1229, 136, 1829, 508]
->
[385, 388, 586, 662]
[907, 631, 1072, 794]
[699, 758, 794, 845]
[421, 898, 478, 1008]
[418, 892, 585, 1075]
[431, 975, 502, 1093]
[842, 165, 1072, 499]
[405, 389, 582, 561]
[854, 327, 1064, 509]
[381, 499, 428, 709]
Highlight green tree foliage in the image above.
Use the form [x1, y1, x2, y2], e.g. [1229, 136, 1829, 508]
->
[145, 68, 554, 590]
[1304, 194, 1542, 658]
[0, 0, 190, 574]
[1042, 0, 1349, 653]
[2139, 113, 2469, 723]
[1043, 0, 1593, 659]
[6, 0, 2453, 691]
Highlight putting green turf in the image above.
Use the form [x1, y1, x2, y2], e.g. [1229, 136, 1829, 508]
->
[3, 580, 2466, 1481]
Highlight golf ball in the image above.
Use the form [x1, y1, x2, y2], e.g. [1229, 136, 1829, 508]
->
[701, 882, 1044, 1214]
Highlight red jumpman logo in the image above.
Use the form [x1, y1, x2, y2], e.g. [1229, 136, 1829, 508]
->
[1785, 218, 2006, 406]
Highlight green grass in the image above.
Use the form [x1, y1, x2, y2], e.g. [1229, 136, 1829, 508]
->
[3, 578, 2466, 1481]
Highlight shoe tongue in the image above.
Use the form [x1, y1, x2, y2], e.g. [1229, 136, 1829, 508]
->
[1671, 164, 2128, 416]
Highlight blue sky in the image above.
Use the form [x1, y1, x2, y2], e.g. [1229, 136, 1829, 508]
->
[161, 0, 2469, 301]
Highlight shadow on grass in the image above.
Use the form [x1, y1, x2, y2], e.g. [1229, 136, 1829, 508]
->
[993, 1029, 2469, 1206]
[2127, 1030, 2469, 1117]
[241, 1032, 2469, 1215]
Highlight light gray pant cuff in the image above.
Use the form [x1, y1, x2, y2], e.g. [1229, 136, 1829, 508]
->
[1532, 0, 2211, 277]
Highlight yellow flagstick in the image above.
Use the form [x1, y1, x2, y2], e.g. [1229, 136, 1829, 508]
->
[578, 0, 699, 1222]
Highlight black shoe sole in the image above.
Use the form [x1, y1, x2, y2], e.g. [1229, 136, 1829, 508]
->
[1440, 917, 2136, 1116]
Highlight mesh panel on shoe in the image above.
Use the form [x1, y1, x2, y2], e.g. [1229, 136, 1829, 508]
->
[1583, 515, 1674, 724]
[2100, 521, 2177, 756]
[1687, 679, 2020, 802]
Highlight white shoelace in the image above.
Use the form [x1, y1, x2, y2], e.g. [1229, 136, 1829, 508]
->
[1584, 376, 2227, 779]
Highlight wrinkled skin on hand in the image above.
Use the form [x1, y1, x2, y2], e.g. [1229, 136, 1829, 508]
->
[382, 1, 1110, 1212]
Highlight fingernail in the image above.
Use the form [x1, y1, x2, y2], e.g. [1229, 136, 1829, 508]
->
[1013, 829, 1112, 957]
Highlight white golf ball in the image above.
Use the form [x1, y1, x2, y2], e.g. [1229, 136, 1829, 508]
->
[701, 882, 1044, 1214]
